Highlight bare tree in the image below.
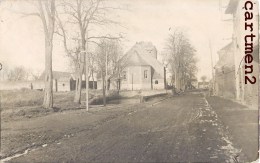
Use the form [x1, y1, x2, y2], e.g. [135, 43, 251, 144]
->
[36, 0, 56, 109]
[7, 66, 29, 81]
[30, 69, 42, 80]
[0, 64, 9, 81]
[164, 29, 197, 92]
[95, 39, 123, 106]
[56, 0, 122, 104]
[6, 0, 56, 108]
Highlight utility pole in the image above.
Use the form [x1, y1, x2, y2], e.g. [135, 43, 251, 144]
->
[104, 46, 108, 106]
[209, 39, 215, 95]
[106, 49, 108, 91]
[0, 80, 1, 149]
[85, 32, 89, 111]
[132, 73, 133, 91]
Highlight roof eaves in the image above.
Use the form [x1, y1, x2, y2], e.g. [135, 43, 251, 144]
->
[225, 0, 239, 14]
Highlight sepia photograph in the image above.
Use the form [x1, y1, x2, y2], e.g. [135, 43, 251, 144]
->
[0, 0, 259, 162]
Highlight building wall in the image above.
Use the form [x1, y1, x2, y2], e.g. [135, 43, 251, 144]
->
[55, 80, 70, 92]
[97, 65, 166, 91]
[70, 80, 97, 90]
[140, 66, 152, 90]
[215, 66, 236, 99]
[97, 80, 103, 90]
[152, 79, 164, 90]
[0, 80, 71, 92]
[120, 66, 152, 90]
[214, 46, 236, 99]
[244, 61, 258, 106]
[233, 0, 245, 101]
[223, 67, 236, 99]
[232, 0, 258, 105]
[33, 81, 45, 90]
[215, 70, 224, 96]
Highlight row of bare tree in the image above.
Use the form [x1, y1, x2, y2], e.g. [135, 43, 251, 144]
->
[27, 0, 124, 109]
[164, 29, 198, 91]
[3, 66, 30, 81]
[0, 66, 41, 81]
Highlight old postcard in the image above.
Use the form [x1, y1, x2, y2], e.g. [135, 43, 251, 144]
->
[0, 0, 259, 162]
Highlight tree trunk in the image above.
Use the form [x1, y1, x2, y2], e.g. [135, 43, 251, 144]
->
[92, 70, 95, 89]
[175, 68, 180, 92]
[43, 39, 53, 109]
[107, 79, 110, 90]
[74, 70, 82, 103]
[74, 34, 86, 103]
[40, 0, 55, 109]
[102, 73, 106, 106]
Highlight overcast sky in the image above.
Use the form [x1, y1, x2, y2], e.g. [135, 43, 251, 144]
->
[0, 0, 233, 80]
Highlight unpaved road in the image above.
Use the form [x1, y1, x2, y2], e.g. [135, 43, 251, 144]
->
[1, 92, 250, 162]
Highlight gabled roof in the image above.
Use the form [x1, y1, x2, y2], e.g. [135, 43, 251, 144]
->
[125, 51, 149, 66]
[141, 52, 164, 78]
[225, 0, 239, 14]
[39, 71, 73, 81]
[219, 42, 233, 52]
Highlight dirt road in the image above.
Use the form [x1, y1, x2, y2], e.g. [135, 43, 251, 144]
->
[1, 92, 251, 162]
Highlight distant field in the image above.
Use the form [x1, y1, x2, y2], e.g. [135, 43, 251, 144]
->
[1, 89, 83, 109]
[0, 89, 119, 108]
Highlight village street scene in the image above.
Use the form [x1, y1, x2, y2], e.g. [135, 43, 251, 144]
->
[0, 0, 259, 162]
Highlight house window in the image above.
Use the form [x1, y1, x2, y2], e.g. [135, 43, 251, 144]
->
[63, 83, 65, 87]
[155, 80, 158, 84]
[144, 70, 148, 79]
[122, 71, 126, 80]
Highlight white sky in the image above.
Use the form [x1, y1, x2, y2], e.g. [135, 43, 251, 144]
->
[0, 0, 233, 80]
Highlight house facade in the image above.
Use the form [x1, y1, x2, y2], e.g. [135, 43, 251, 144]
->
[98, 42, 166, 90]
[225, 0, 259, 106]
[214, 42, 236, 99]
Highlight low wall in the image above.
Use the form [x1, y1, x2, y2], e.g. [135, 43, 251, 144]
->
[141, 92, 168, 102]
[90, 89, 168, 105]
[118, 89, 168, 98]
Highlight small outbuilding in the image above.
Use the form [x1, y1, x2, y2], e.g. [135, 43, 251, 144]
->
[39, 71, 73, 92]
